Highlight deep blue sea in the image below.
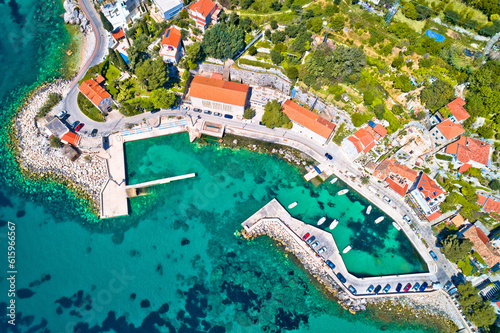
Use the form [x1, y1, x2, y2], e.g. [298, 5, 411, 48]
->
[0, 1, 447, 332]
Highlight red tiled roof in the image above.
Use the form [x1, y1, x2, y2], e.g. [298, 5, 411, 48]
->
[446, 97, 470, 122]
[373, 158, 393, 180]
[161, 26, 181, 47]
[79, 78, 111, 107]
[346, 126, 381, 154]
[463, 225, 500, 268]
[391, 163, 418, 182]
[450, 214, 465, 227]
[111, 28, 125, 41]
[458, 163, 472, 173]
[374, 124, 387, 137]
[426, 210, 442, 221]
[445, 136, 491, 167]
[61, 132, 80, 146]
[484, 196, 500, 215]
[477, 193, 488, 206]
[476, 226, 489, 244]
[190, 0, 216, 17]
[282, 100, 336, 139]
[415, 173, 445, 200]
[189, 75, 249, 107]
[436, 119, 464, 140]
[95, 75, 105, 84]
[386, 177, 408, 197]
[211, 72, 223, 80]
[363, 141, 376, 153]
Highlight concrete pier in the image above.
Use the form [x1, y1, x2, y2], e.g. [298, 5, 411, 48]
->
[126, 173, 196, 189]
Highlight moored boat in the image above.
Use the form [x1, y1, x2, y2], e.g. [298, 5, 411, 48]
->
[392, 222, 401, 230]
[317, 217, 326, 226]
[337, 189, 348, 195]
[330, 177, 338, 184]
[288, 202, 297, 209]
[329, 219, 339, 230]
[375, 216, 384, 224]
[343, 245, 352, 253]
[366, 205, 372, 214]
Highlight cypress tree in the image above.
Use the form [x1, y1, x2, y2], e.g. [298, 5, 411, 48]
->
[115, 49, 128, 71]
[99, 11, 114, 32]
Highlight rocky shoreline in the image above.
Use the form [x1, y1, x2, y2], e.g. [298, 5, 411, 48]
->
[14, 80, 107, 206]
[242, 219, 460, 332]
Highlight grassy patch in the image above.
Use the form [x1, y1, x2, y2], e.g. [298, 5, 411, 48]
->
[77, 92, 105, 122]
[436, 153, 453, 161]
[105, 65, 121, 82]
[238, 58, 275, 69]
[457, 257, 474, 276]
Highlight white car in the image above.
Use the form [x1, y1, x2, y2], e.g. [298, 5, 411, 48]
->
[182, 106, 190, 111]
[383, 196, 391, 203]
[57, 110, 67, 118]
[403, 215, 412, 224]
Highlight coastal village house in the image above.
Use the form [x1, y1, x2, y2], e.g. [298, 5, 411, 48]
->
[429, 119, 464, 147]
[461, 223, 500, 271]
[189, 75, 249, 116]
[408, 172, 446, 221]
[372, 158, 419, 197]
[188, 0, 221, 32]
[446, 97, 470, 124]
[159, 26, 182, 64]
[151, 0, 184, 21]
[44, 118, 81, 147]
[101, 0, 139, 29]
[79, 76, 113, 114]
[444, 136, 491, 173]
[281, 100, 336, 145]
[341, 121, 387, 159]
[477, 194, 500, 222]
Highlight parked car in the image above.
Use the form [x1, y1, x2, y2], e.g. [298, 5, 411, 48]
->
[171, 105, 179, 110]
[336, 273, 346, 283]
[326, 260, 335, 269]
[75, 123, 84, 132]
[403, 215, 412, 224]
[366, 285, 375, 293]
[306, 236, 316, 245]
[72, 121, 80, 128]
[374, 285, 382, 294]
[224, 114, 233, 119]
[317, 246, 327, 254]
[302, 233, 310, 240]
[214, 112, 222, 117]
[91, 129, 98, 137]
[348, 285, 357, 295]
[404, 283, 411, 292]
[419, 282, 428, 292]
[194, 108, 202, 112]
[448, 287, 458, 295]
[413, 282, 420, 291]
[204, 110, 212, 115]
[259, 121, 265, 126]
[429, 250, 438, 261]
[311, 241, 319, 248]
[444, 281, 453, 290]
[396, 283, 402, 292]
[57, 110, 67, 118]
[151, 109, 160, 114]
[383, 196, 391, 203]
[324, 153, 333, 160]
[383, 284, 391, 293]
[182, 106, 190, 111]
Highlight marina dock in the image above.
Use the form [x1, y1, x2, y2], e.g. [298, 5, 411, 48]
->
[125, 173, 196, 190]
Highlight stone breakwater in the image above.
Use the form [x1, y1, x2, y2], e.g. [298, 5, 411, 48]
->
[242, 218, 367, 313]
[14, 81, 107, 205]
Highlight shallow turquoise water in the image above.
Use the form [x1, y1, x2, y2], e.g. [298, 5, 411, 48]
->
[0, 1, 437, 332]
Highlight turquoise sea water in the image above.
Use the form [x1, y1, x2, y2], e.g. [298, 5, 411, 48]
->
[0, 1, 440, 332]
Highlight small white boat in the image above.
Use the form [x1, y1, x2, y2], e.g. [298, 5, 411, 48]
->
[366, 205, 372, 214]
[317, 217, 326, 226]
[330, 177, 338, 184]
[337, 189, 348, 195]
[329, 219, 339, 230]
[343, 245, 352, 254]
[392, 222, 401, 231]
[288, 202, 297, 209]
[375, 216, 384, 224]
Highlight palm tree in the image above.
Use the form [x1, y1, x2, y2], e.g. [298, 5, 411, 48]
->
[360, 175, 370, 185]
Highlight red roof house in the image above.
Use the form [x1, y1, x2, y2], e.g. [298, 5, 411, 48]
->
[78, 77, 113, 113]
[445, 136, 491, 172]
[282, 100, 336, 144]
[188, 0, 219, 31]
[342, 124, 386, 159]
[463, 225, 500, 268]
[477, 194, 500, 220]
[111, 27, 125, 41]
[372, 158, 418, 197]
[430, 119, 465, 146]
[61, 132, 81, 146]
[409, 173, 446, 221]
[159, 26, 183, 64]
[446, 97, 470, 123]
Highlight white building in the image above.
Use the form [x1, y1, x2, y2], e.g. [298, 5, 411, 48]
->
[408, 173, 446, 221]
[159, 26, 183, 64]
[152, 0, 184, 21]
[188, 0, 220, 31]
[101, 0, 139, 29]
[189, 75, 249, 116]
[429, 119, 464, 147]
[281, 100, 336, 145]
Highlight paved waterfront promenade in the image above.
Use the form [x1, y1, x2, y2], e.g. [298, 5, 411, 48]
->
[242, 199, 438, 298]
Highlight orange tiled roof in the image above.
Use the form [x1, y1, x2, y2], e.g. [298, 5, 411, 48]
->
[446, 97, 470, 122]
[111, 28, 125, 41]
[282, 100, 336, 139]
[79, 78, 111, 107]
[161, 26, 181, 47]
[436, 119, 464, 140]
[346, 126, 384, 154]
[211, 72, 223, 80]
[463, 226, 500, 268]
[95, 75, 105, 84]
[373, 158, 393, 180]
[483, 196, 500, 215]
[391, 163, 418, 182]
[426, 210, 442, 221]
[190, 0, 216, 16]
[347, 135, 363, 152]
[445, 136, 491, 167]
[477, 193, 488, 206]
[61, 132, 80, 146]
[374, 124, 387, 137]
[415, 173, 445, 200]
[189, 75, 249, 107]
[450, 214, 465, 227]
[458, 163, 472, 173]
[386, 177, 408, 197]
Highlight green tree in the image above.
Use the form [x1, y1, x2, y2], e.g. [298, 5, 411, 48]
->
[248, 45, 257, 56]
[360, 175, 370, 185]
[444, 9, 461, 25]
[286, 66, 299, 80]
[265, 29, 271, 40]
[403, 2, 417, 20]
[261, 100, 292, 128]
[271, 30, 286, 44]
[457, 282, 497, 329]
[201, 24, 246, 59]
[99, 11, 113, 32]
[150, 88, 176, 109]
[477, 125, 494, 139]
[135, 58, 169, 91]
[307, 17, 323, 33]
[440, 234, 472, 263]
[330, 15, 345, 31]
[240, 0, 254, 9]
[270, 50, 284, 65]
[391, 57, 404, 69]
[393, 74, 413, 92]
[179, 9, 188, 19]
[270, 19, 278, 30]
[243, 108, 255, 119]
[114, 50, 128, 71]
[374, 104, 385, 119]
[50, 136, 62, 148]
[420, 79, 454, 111]
[363, 90, 375, 105]
[489, 179, 500, 191]
[186, 42, 204, 67]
